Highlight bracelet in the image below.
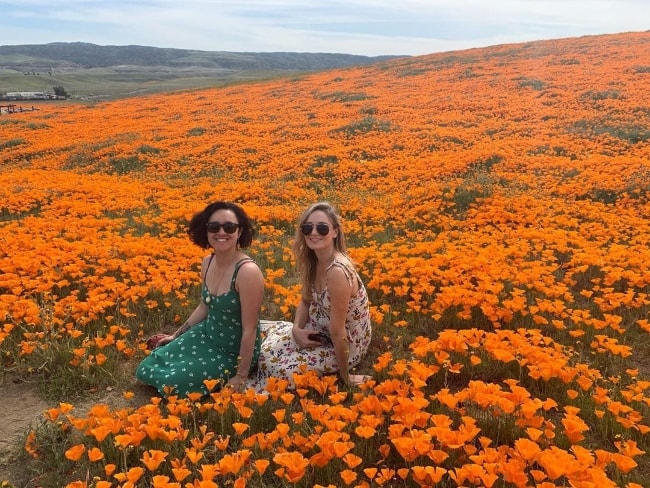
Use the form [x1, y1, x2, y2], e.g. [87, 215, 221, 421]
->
[176, 321, 192, 336]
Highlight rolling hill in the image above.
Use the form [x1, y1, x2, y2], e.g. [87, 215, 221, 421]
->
[0, 42, 405, 100]
[0, 42, 402, 71]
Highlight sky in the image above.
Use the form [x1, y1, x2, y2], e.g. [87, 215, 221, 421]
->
[1, 0, 649, 57]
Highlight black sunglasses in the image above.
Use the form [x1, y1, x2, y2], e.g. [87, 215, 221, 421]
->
[206, 221, 240, 234]
[300, 223, 330, 236]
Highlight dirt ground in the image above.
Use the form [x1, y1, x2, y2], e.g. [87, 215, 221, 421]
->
[0, 366, 155, 487]
[0, 380, 50, 484]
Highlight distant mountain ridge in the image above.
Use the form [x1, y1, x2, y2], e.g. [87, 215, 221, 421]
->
[0, 42, 404, 71]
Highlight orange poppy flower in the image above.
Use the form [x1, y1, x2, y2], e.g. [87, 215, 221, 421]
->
[142, 449, 168, 471]
[273, 451, 310, 483]
[87, 447, 105, 462]
[64, 444, 86, 461]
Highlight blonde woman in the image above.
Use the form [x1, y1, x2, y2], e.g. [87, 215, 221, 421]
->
[251, 202, 372, 391]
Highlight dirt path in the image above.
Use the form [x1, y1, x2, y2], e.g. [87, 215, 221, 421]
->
[0, 364, 153, 486]
[0, 380, 50, 484]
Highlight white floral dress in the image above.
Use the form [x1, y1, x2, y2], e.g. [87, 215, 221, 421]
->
[247, 260, 371, 392]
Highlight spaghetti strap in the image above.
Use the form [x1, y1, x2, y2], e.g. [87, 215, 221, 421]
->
[327, 260, 360, 287]
[136, 252, 263, 398]
[251, 259, 371, 394]
[203, 254, 215, 281]
[230, 258, 255, 289]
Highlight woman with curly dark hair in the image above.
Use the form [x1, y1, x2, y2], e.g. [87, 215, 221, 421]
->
[137, 201, 263, 397]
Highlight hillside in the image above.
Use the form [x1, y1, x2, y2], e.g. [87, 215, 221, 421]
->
[0, 42, 404, 100]
[0, 41, 401, 70]
[1, 31, 649, 487]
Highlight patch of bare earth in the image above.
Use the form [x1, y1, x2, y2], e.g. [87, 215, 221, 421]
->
[0, 363, 156, 487]
[0, 379, 50, 484]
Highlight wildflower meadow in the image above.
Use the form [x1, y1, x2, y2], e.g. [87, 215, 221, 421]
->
[0, 32, 649, 487]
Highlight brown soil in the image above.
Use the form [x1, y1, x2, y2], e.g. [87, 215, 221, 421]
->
[0, 379, 50, 484]
[0, 367, 155, 487]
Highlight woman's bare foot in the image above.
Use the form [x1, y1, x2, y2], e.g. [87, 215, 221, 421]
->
[349, 374, 372, 385]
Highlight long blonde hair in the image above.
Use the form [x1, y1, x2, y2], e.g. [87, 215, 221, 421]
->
[292, 202, 349, 301]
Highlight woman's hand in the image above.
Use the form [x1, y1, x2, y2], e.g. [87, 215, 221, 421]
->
[146, 333, 174, 349]
[226, 374, 248, 391]
[292, 326, 324, 349]
[156, 335, 174, 347]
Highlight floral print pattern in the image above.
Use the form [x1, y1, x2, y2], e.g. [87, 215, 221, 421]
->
[136, 258, 261, 397]
[247, 260, 371, 392]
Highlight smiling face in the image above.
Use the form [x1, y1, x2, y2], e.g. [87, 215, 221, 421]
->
[207, 208, 241, 250]
[301, 210, 337, 251]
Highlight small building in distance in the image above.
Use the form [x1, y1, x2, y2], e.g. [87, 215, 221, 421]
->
[1, 91, 55, 100]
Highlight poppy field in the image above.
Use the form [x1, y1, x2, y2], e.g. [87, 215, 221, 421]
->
[1, 32, 649, 487]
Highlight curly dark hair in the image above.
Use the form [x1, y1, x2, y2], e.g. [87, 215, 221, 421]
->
[187, 201, 255, 249]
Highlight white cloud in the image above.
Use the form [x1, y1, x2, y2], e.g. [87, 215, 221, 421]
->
[1, 0, 648, 55]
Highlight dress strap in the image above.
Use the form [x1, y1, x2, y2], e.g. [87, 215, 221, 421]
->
[230, 258, 255, 289]
[327, 260, 358, 287]
[203, 254, 216, 281]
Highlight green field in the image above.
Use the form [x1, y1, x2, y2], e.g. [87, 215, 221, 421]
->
[0, 67, 302, 101]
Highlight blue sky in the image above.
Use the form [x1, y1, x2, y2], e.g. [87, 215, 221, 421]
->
[1, 0, 648, 56]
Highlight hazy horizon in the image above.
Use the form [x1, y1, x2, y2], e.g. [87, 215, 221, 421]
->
[2, 1, 649, 57]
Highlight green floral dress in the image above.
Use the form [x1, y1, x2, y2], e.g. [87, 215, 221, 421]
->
[136, 257, 261, 397]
